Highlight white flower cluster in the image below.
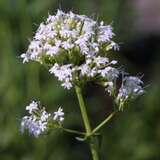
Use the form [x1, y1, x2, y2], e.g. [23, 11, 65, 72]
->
[21, 10, 144, 109]
[21, 10, 119, 88]
[21, 101, 64, 137]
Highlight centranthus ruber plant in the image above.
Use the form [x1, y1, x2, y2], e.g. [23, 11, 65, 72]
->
[20, 10, 144, 160]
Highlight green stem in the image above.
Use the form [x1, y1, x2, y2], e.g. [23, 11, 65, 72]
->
[90, 111, 117, 136]
[75, 85, 99, 160]
[62, 127, 85, 136]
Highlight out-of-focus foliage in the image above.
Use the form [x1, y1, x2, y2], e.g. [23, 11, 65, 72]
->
[0, 0, 160, 160]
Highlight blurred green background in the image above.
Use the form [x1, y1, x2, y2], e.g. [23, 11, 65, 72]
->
[0, 0, 160, 159]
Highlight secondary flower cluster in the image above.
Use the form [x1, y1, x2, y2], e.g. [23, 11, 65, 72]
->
[21, 10, 144, 109]
[116, 76, 144, 110]
[21, 101, 64, 137]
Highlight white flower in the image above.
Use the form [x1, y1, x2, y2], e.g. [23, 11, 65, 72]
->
[61, 80, 72, 90]
[40, 110, 51, 122]
[53, 107, 64, 122]
[26, 101, 38, 114]
[90, 67, 97, 77]
[38, 121, 47, 132]
[62, 41, 74, 50]
[26, 41, 43, 60]
[47, 46, 60, 56]
[29, 41, 41, 49]
[21, 53, 29, 63]
[91, 43, 99, 53]
[49, 63, 73, 82]
[34, 23, 47, 40]
[99, 67, 119, 81]
[76, 34, 91, 49]
[98, 25, 115, 43]
[44, 40, 62, 56]
[82, 19, 96, 34]
[94, 56, 109, 67]
[60, 29, 78, 39]
[79, 64, 91, 76]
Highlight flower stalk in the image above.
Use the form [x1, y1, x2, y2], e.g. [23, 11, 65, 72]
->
[75, 85, 99, 160]
[90, 111, 117, 137]
[62, 127, 86, 136]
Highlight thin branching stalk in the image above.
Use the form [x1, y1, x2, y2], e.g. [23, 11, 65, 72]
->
[62, 127, 86, 136]
[90, 111, 117, 137]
